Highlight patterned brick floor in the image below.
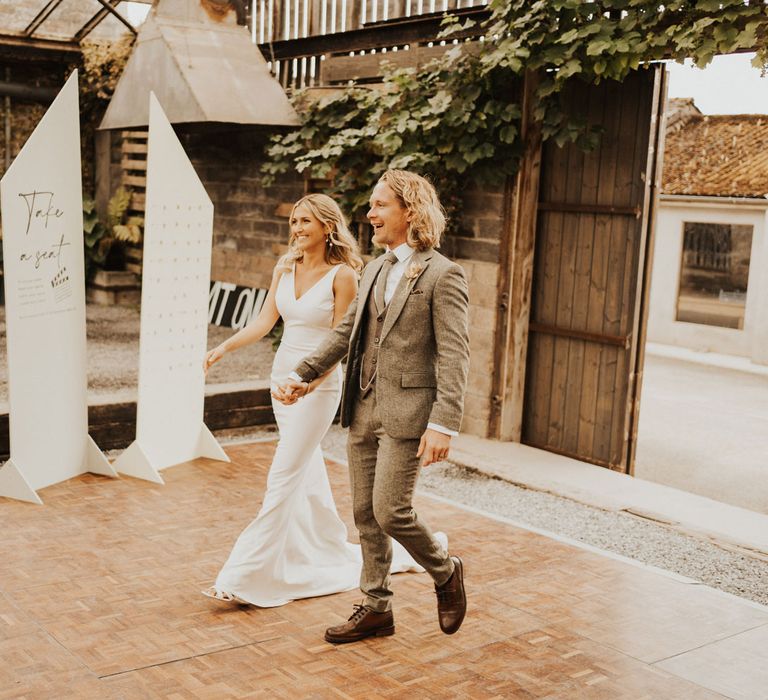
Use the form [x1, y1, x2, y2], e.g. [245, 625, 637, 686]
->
[1, 442, 766, 699]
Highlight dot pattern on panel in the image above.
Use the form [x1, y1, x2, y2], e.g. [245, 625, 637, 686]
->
[139, 202, 212, 389]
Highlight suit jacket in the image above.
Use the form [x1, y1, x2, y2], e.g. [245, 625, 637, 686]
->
[294, 248, 470, 439]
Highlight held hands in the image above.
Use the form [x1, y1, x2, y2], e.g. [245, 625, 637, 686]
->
[417, 428, 451, 468]
[203, 344, 227, 375]
[271, 379, 311, 405]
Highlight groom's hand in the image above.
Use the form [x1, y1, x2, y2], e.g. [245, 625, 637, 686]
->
[271, 380, 306, 405]
[417, 429, 451, 467]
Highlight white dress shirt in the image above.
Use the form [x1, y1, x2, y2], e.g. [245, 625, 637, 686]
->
[383, 242, 413, 306]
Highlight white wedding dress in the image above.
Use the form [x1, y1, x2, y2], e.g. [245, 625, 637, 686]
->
[212, 264, 440, 607]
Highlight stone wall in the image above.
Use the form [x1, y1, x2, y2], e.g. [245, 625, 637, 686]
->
[456, 258, 498, 438]
[443, 182, 504, 264]
[448, 183, 505, 438]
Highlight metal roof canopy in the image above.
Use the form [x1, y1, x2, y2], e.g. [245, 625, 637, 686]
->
[100, 0, 298, 129]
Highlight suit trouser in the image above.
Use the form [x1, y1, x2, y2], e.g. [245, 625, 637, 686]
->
[347, 389, 454, 612]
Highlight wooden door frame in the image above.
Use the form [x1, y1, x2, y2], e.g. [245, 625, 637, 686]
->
[488, 70, 542, 441]
[625, 65, 668, 474]
[490, 66, 668, 476]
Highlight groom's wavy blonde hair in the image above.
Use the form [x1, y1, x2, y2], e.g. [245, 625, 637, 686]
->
[378, 170, 446, 251]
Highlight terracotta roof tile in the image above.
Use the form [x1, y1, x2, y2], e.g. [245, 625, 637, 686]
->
[661, 103, 768, 199]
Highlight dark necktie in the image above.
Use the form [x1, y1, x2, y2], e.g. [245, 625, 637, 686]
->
[374, 251, 398, 314]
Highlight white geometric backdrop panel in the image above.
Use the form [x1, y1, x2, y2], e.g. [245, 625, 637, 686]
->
[0, 71, 115, 504]
[114, 94, 228, 483]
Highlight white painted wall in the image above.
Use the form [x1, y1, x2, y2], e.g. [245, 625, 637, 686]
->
[647, 197, 768, 364]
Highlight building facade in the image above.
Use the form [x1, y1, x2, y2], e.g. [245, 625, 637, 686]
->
[649, 99, 768, 365]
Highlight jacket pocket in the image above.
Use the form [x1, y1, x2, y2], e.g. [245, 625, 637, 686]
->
[401, 371, 437, 388]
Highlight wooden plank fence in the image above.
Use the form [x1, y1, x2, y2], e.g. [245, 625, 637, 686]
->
[250, 0, 486, 43]
[253, 1, 488, 89]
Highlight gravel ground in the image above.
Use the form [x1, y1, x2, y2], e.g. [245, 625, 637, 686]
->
[3, 305, 765, 609]
[0, 304, 276, 403]
[417, 462, 768, 608]
[311, 425, 768, 609]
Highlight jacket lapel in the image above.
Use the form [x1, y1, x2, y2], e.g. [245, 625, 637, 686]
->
[380, 249, 432, 343]
[352, 254, 388, 333]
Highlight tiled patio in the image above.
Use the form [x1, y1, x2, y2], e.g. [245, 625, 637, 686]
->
[1, 441, 766, 699]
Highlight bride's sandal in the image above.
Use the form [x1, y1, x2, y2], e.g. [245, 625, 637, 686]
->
[201, 586, 247, 604]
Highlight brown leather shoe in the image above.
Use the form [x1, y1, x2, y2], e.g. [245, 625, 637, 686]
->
[435, 555, 466, 634]
[324, 604, 395, 644]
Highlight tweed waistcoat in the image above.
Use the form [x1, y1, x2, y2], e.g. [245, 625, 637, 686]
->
[359, 283, 389, 395]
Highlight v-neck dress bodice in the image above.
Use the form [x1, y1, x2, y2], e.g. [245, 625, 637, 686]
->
[271, 264, 341, 393]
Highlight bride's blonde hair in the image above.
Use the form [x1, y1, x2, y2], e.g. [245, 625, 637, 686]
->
[279, 194, 363, 273]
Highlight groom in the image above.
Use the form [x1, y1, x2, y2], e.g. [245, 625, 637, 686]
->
[278, 170, 470, 643]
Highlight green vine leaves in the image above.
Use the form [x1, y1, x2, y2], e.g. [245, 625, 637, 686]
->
[263, 0, 768, 227]
[78, 36, 136, 116]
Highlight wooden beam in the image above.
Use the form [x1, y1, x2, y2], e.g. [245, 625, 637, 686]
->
[538, 201, 641, 217]
[24, 0, 65, 36]
[74, 1, 122, 42]
[259, 6, 489, 60]
[0, 34, 80, 56]
[626, 65, 668, 475]
[91, 0, 137, 36]
[0, 81, 58, 103]
[489, 69, 543, 442]
[528, 322, 631, 349]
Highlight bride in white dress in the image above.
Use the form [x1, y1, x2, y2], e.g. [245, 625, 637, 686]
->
[202, 194, 433, 607]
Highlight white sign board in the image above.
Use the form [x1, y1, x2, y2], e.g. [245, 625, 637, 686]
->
[0, 71, 115, 504]
[113, 94, 228, 483]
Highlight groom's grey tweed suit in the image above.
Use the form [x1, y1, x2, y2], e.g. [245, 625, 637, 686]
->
[294, 247, 470, 611]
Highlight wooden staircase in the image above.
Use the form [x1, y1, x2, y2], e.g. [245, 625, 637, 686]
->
[120, 129, 148, 276]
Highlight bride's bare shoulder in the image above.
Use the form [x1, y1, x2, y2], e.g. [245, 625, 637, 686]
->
[333, 264, 358, 291]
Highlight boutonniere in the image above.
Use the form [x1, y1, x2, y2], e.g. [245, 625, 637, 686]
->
[405, 261, 424, 281]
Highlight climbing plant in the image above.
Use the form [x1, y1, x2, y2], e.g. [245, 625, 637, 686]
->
[76, 36, 135, 190]
[78, 35, 136, 116]
[262, 0, 768, 229]
[83, 187, 143, 280]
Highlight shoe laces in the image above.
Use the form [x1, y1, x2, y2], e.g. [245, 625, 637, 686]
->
[348, 604, 368, 623]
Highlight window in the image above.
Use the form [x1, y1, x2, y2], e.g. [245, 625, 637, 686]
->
[676, 222, 753, 329]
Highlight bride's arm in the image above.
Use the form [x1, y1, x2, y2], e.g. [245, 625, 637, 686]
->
[289, 265, 358, 397]
[331, 265, 359, 327]
[203, 265, 284, 374]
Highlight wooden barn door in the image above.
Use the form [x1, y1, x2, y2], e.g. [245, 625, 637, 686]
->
[522, 67, 665, 473]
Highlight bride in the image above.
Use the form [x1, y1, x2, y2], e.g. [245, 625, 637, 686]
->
[202, 194, 433, 607]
